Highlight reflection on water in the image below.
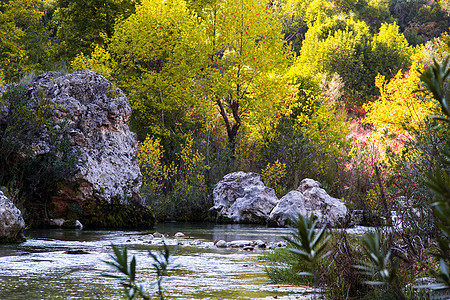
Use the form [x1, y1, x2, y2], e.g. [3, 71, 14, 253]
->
[0, 223, 292, 299]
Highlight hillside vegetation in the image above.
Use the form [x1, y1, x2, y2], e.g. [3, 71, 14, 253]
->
[0, 0, 448, 221]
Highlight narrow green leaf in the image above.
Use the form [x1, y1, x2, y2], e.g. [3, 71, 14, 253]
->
[130, 256, 136, 281]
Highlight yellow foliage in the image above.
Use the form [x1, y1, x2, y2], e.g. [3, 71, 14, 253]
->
[0, 70, 4, 86]
[261, 160, 287, 195]
[70, 45, 114, 78]
[363, 54, 435, 148]
[300, 98, 351, 160]
[138, 136, 170, 195]
[365, 187, 380, 211]
[177, 135, 209, 191]
[138, 134, 209, 197]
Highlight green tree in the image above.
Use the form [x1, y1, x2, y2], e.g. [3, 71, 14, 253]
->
[55, 0, 138, 62]
[389, 0, 426, 32]
[354, 0, 394, 30]
[200, 0, 294, 151]
[271, 0, 396, 56]
[272, 0, 371, 54]
[369, 22, 413, 83]
[295, 16, 413, 105]
[271, 0, 309, 54]
[390, 0, 450, 44]
[107, 0, 206, 142]
[185, 0, 216, 17]
[0, 0, 51, 84]
[302, 0, 344, 26]
[296, 16, 373, 104]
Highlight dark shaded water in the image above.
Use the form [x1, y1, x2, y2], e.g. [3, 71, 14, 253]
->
[0, 223, 296, 299]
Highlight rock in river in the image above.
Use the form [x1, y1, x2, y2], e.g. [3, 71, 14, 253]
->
[210, 172, 279, 223]
[269, 178, 350, 227]
[0, 191, 25, 242]
[0, 71, 155, 228]
[214, 240, 228, 248]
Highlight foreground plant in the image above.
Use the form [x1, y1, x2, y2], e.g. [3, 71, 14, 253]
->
[420, 57, 450, 290]
[353, 231, 406, 299]
[283, 214, 331, 293]
[103, 242, 178, 300]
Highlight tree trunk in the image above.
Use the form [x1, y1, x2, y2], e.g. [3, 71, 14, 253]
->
[216, 97, 241, 155]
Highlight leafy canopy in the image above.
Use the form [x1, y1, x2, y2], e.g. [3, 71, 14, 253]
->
[295, 16, 414, 104]
[200, 0, 295, 147]
[108, 0, 206, 141]
[363, 53, 435, 145]
[55, 0, 138, 62]
[0, 0, 49, 84]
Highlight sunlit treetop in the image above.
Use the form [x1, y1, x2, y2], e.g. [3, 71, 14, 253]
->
[363, 53, 436, 145]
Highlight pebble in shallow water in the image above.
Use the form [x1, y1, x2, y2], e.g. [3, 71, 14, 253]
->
[212, 239, 285, 250]
[153, 232, 163, 238]
[214, 240, 228, 248]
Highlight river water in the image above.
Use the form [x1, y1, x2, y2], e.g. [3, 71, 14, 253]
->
[0, 223, 298, 300]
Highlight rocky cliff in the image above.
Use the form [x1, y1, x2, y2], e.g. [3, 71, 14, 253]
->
[0, 71, 155, 228]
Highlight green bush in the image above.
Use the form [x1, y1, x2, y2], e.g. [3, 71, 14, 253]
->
[262, 228, 427, 299]
[261, 160, 288, 197]
[139, 134, 212, 221]
[260, 98, 352, 198]
[0, 83, 78, 224]
[421, 58, 450, 290]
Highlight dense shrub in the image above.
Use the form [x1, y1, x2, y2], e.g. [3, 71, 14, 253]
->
[260, 96, 352, 198]
[0, 83, 78, 224]
[138, 134, 211, 221]
[261, 160, 288, 197]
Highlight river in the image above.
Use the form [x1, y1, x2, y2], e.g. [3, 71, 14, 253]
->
[0, 223, 302, 300]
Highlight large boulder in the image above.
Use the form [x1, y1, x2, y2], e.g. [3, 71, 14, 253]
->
[210, 172, 279, 223]
[268, 191, 306, 227]
[269, 178, 349, 227]
[0, 191, 25, 242]
[0, 71, 154, 228]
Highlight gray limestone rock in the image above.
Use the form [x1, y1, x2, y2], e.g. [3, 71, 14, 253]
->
[153, 232, 163, 238]
[210, 172, 279, 223]
[49, 219, 66, 228]
[229, 240, 253, 248]
[0, 191, 25, 242]
[297, 178, 322, 193]
[268, 191, 307, 226]
[300, 179, 350, 227]
[28, 71, 142, 207]
[215, 240, 228, 248]
[74, 220, 83, 230]
[269, 178, 350, 227]
[0, 71, 147, 225]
